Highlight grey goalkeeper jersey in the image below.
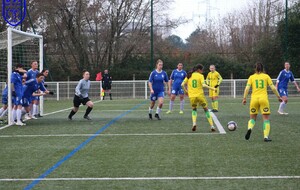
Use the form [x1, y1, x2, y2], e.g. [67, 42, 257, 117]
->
[75, 79, 90, 98]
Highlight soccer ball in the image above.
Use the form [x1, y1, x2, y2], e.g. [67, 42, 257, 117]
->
[227, 121, 237, 131]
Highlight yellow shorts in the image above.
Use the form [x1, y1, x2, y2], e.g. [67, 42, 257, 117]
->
[189, 96, 208, 109]
[249, 97, 270, 115]
[209, 87, 219, 98]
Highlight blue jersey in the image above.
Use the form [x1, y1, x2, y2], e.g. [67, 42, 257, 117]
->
[23, 79, 46, 99]
[149, 70, 169, 93]
[26, 69, 39, 81]
[277, 69, 295, 89]
[170, 69, 187, 88]
[11, 71, 23, 96]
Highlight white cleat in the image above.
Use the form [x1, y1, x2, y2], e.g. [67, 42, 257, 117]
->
[278, 110, 288, 115]
[31, 115, 38, 119]
[16, 121, 26, 126]
[24, 114, 32, 120]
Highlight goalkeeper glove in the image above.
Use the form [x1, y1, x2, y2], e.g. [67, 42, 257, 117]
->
[49, 91, 54, 95]
[214, 85, 219, 88]
[44, 84, 48, 87]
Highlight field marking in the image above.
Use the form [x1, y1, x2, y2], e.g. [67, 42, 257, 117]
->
[23, 101, 147, 190]
[0, 132, 224, 138]
[0, 100, 104, 131]
[1, 176, 300, 182]
[209, 111, 226, 134]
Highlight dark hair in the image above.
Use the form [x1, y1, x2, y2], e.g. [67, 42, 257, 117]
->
[41, 69, 49, 74]
[255, 62, 264, 73]
[36, 73, 44, 78]
[15, 63, 24, 68]
[82, 69, 88, 75]
[187, 64, 204, 79]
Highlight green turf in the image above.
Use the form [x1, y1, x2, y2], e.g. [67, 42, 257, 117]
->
[0, 98, 299, 189]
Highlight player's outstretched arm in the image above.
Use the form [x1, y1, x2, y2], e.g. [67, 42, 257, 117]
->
[202, 83, 216, 92]
[293, 81, 300, 92]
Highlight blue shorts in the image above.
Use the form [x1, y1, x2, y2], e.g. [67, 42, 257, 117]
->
[22, 97, 31, 107]
[13, 95, 23, 106]
[171, 85, 184, 95]
[278, 88, 288, 97]
[150, 92, 164, 101]
[2, 95, 7, 105]
[31, 95, 40, 101]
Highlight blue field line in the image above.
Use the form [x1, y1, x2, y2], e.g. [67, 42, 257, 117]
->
[23, 101, 147, 190]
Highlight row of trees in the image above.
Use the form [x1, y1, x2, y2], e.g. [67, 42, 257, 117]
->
[0, 0, 299, 80]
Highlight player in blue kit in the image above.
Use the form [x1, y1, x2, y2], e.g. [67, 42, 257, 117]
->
[275, 62, 300, 115]
[11, 64, 27, 126]
[148, 59, 170, 120]
[166, 63, 187, 114]
[26, 61, 40, 118]
[0, 83, 8, 120]
[23, 73, 53, 120]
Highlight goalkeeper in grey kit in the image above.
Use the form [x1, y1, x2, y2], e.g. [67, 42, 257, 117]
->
[68, 70, 94, 120]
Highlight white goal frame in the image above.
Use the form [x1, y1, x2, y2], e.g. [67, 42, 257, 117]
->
[6, 27, 44, 125]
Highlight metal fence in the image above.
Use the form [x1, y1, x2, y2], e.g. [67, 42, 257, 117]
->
[1, 79, 299, 101]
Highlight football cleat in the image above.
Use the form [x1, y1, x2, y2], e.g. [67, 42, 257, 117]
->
[166, 110, 172, 114]
[192, 125, 197, 131]
[31, 115, 38, 120]
[211, 109, 218, 112]
[264, 137, 272, 142]
[211, 126, 216, 132]
[68, 116, 72, 121]
[84, 115, 92, 120]
[278, 110, 288, 115]
[179, 110, 184, 114]
[16, 121, 26, 126]
[245, 129, 252, 140]
[149, 113, 152, 120]
[154, 113, 161, 120]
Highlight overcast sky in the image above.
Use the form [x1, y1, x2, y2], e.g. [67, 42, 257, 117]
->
[170, 0, 249, 40]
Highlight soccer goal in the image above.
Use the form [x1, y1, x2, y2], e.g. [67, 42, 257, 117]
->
[0, 27, 43, 125]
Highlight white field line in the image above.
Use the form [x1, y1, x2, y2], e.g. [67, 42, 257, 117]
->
[0, 176, 299, 182]
[0, 133, 224, 138]
[0, 100, 103, 131]
[210, 111, 226, 134]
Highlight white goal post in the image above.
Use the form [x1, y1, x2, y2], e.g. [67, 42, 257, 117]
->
[0, 27, 43, 125]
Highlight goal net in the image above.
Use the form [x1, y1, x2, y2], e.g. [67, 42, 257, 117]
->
[0, 28, 43, 125]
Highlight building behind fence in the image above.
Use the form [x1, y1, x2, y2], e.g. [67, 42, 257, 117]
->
[0, 79, 299, 100]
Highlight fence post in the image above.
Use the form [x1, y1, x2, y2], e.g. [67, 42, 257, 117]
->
[133, 74, 135, 99]
[234, 80, 236, 98]
[145, 81, 148, 99]
[56, 82, 59, 101]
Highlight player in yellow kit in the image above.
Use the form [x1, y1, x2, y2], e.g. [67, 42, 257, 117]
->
[242, 63, 282, 142]
[206, 65, 223, 112]
[182, 64, 217, 132]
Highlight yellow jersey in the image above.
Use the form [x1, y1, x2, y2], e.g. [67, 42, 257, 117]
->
[182, 72, 206, 98]
[206, 71, 222, 87]
[246, 73, 273, 98]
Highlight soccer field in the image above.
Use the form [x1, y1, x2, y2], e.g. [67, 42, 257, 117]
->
[0, 97, 299, 190]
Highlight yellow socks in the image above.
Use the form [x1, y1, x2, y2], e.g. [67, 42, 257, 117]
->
[248, 119, 255, 130]
[205, 111, 213, 126]
[263, 120, 270, 138]
[192, 110, 197, 126]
